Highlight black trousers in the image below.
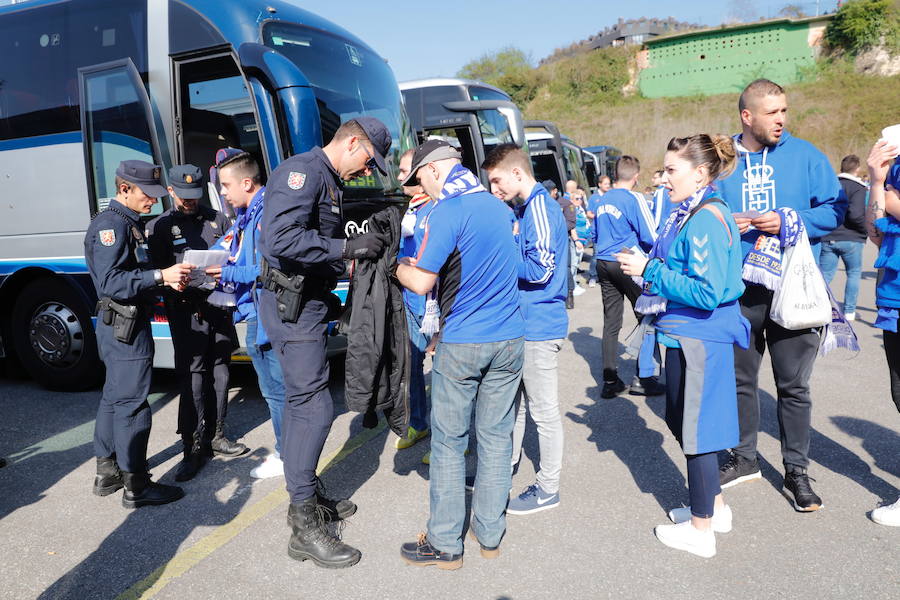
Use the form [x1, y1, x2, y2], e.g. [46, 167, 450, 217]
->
[597, 259, 642, 374]
[733, 284, 819, 470]
[883, 330, 900, 413]
[94, 320, 153, 474]
[167, 301, 235, 441]
[258, 289, 333, 503]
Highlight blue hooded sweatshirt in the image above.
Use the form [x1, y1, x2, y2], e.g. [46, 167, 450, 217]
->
[718, 131, 845, 258]
[592, 187, 657, 261]
[218, 187, 267, 344]
[515, 183, 569, 341]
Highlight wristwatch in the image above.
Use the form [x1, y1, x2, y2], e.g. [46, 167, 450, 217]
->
[153, 269, 164, 285]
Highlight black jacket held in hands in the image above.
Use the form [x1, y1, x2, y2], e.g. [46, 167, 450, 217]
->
[339, 205, 409, 436]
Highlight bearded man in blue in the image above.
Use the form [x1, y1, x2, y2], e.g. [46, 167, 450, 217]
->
[715, 79, 845, 512]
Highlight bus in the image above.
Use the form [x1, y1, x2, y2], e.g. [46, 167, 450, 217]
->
[399, 78, 526, 187]
[525, 121, 589, 193]
[583, 145, 622, 183]
[0, 0, 414, 390]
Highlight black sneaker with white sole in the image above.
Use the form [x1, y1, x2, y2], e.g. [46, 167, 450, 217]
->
[719, 452, 762, 488]
[783, 471, 823, 512]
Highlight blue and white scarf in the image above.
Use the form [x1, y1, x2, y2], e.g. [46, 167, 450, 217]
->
[419, 164, 487, 335]
[207, 190, 265, 308]
[740, 206, 802, 291]
[634, 185, 714, 315]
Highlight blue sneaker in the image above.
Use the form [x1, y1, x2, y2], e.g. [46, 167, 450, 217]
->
[506, 483, 559, 515]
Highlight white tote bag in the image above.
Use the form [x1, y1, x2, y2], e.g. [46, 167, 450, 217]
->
[770, 230, 832, 329]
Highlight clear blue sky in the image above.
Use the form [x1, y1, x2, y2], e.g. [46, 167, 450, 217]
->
[298, 0, 839, 81]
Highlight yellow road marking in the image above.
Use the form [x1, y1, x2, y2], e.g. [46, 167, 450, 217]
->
[117, 420, 389, 600]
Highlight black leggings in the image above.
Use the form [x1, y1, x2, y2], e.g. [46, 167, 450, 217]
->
[883, 330, 900, 413]
[686, 452, 720, 518]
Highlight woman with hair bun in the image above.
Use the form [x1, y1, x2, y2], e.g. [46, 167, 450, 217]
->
[616, 134, 750, 558]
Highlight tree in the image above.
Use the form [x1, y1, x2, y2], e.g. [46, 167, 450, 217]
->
[457, 47, 533, 84]
[825, 0, 900, 53]
[725, 0, 760, 23]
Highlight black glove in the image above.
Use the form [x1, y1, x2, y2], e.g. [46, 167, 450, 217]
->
[342, 231, 387, 260]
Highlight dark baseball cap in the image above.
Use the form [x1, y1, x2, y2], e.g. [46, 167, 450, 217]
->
[168, 164, 204, 199]
[400, 139, 463, 187]
[352, 117, 391, 175]
[541, 179, 558, 192]
[116, 160, 168, 198]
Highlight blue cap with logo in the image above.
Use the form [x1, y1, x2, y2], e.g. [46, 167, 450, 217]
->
[168, 164, 204, 199]
[116, 160, 168, 198]
[352, 116, 391, 176]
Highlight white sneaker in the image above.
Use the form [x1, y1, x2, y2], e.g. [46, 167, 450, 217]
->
[588, 279, 597, 288]
[250, 453, 284, 479]
[654, 520, 716, 558]
[668, 504, 733, 533]
[844, 312, 855, 321]
[872, 497, 900, 526]
[573, 285, 586, 297]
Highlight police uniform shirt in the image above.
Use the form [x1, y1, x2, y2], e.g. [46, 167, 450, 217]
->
[146, 205, 229, 268]
[258, 146, 345, 278]
[84, 198, 157, 303]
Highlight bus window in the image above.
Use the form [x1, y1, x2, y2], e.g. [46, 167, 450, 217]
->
[80, 61, 160, 215]
[476, 109, 514, 157]
[176, 55, 265, 204]
[423, 127, 477, 176]
[468, 86, 509, 102]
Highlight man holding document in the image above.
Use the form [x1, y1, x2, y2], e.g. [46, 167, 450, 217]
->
[147, 164, 247, 483]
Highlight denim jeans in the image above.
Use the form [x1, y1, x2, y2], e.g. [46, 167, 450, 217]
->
[511, 339, 565, 493]
[406, 309, 431, 432]
[588, 247, 598, 281]
[818, 240, 864, 314]
[245, 318, 286, 455]
[428, 337, 524, 554]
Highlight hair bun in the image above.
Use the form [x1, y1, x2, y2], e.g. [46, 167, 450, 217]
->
[712, 134, 737, 179]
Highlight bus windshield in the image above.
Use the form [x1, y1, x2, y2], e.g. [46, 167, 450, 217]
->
[262, 22, 410, 193]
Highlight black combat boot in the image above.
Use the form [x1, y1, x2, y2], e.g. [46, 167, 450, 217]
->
[287, 497, 361, 568]
[121, 472, 185, 509]
[174, 434, 205, 482]
[93, 456, 124, 496]
[286, 479, 357, 526]
[210, 420, 248, 457]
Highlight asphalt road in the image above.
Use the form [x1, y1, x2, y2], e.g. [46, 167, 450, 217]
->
[1, 246, 898, 600]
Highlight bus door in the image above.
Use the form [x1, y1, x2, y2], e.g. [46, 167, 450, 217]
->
[79, 58, 164, 216]
[172, 50, 269, 218]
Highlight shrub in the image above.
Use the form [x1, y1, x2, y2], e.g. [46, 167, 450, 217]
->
[825, 0, 900, 53]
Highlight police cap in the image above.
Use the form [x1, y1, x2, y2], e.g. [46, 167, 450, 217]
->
[168, 164, 204, 199]
[116, 160, 168, 198]
[353, 116, 391, 176]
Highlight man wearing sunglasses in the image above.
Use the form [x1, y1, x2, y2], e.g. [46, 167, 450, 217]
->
[258, 117, 391, 569]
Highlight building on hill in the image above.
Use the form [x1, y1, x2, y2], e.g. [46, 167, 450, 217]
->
[591, 17, 699, 49]
[638, 14, 833, 98]
[540, 17, 699, 65]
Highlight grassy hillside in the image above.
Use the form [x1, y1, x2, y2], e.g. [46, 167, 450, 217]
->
[522, 56, 899, 184]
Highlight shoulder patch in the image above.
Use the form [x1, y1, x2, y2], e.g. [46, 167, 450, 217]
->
[99, 229, 116, 246]
[287, 172, 306, 190]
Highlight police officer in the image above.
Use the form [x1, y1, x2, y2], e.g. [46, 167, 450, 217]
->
[85, 160, 193, 508]
[258, 117, 390, 568]
[147, 165, 247, 483]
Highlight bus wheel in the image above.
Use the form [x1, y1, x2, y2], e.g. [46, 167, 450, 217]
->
[11, 278, 102, 391]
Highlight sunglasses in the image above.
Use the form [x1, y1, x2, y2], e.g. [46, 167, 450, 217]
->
[359, 141, 378, 171]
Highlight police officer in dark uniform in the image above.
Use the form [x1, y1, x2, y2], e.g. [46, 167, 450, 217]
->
[85, 160, 193, 508]
[258, 117, 390, 568]
[147, 165, 247, 483]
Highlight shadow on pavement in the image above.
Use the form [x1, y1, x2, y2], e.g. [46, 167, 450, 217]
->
[567, 326, 685, 511]
[830, 415, 899, 502]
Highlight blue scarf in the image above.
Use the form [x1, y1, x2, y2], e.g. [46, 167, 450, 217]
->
[208, 189, 265, 307]
[419, 164, 487, 335]
[741, 207, 802, 290]
[634, 185, 715, 315]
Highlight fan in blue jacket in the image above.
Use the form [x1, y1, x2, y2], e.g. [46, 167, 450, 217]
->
[715, 79, 845, 512]
[483, 143, 568, 514]
[617, 133, 749, 559]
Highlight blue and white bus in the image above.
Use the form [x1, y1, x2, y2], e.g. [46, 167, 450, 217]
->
[0, 0, 413, 389]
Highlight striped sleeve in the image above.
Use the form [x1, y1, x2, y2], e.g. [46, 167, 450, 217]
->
[520, 195, 556, 284]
